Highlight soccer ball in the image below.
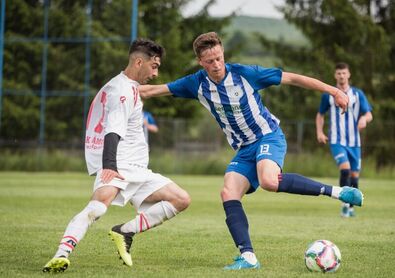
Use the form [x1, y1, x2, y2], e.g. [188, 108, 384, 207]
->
[304, 240, 341, 273]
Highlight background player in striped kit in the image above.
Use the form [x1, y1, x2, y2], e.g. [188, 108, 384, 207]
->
[316, 62, 373, 217]
[139, 32, 365, 270]
[42, 39, 190, 273]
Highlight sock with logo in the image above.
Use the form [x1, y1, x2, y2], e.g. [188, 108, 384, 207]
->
[120, 201, 178, 234]
[223, 200, 253, 254]
[54, 200, 107, 258]
[278, 173, 332, 196]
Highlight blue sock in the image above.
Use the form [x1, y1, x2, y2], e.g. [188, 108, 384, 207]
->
[350, 177, 359, 189]
[339, 169, 351, 187]
[349, 177, 359, 208]
[223, 200, 253, 254]
[278, 173, 332, 197]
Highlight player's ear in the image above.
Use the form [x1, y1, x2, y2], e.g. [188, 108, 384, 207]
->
[197, 57, 203, 67]
[134, 57, 144, 69]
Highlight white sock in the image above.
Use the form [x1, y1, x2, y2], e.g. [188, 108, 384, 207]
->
[121, 201, 178, 234]
[241, 251, 258, 265]
[331, 186, 342, 199]
[54, 200, 107, 258]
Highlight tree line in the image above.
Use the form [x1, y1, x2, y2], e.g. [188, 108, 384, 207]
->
[2, 0, 394, 166]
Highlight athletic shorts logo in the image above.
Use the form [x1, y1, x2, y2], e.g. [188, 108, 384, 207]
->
[259, 144, 272, 156]
[120, 96, 126, 103]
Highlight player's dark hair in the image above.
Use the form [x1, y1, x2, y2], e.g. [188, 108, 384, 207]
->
[193, 32, 223, 58]
[335, 62, 349, 70]
[128, 38, 165, 59]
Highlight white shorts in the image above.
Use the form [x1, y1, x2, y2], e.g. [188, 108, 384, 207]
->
[93, 165, 172, 211]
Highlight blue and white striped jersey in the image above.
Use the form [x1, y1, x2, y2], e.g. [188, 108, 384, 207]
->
[318, 87, 372, 147]
[167, 63, 282, 150]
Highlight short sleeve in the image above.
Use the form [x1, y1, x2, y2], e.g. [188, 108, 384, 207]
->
[235, 64, 282, 90]
[167, 73, 201, 99]
[318, 93, 330, 114]
[358, 90, 372, 114]
[146, 112, 156, 125]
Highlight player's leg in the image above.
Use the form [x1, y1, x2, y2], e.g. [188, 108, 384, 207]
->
[221, 171, 261, 270]
[109, 171, 190, 266]
[348, 147, 361, 217]
[338, 162, 352, 217]
[256, 130, 363, 206]
[120, 181, 190, 234]
[43, 185, 119, 273]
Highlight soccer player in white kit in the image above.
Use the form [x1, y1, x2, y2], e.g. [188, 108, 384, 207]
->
[43, 39, 190, 273]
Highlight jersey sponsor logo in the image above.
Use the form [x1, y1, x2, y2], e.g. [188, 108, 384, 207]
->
[229, 161, 238, 166]
[120, 96, 126, 103]
[85, 136, 104, 150]
[215, 104, 243, 117]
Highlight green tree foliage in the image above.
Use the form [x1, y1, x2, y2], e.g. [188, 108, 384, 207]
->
[2, 0, 231, 143]
[258, 0, 395, 167]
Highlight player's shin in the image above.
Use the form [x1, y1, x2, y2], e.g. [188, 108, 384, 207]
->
[121, 201, 178, 234]
[277, 173, 333, 196]
[54, 200, 107, 258]
[339, 169, 351, 187]
[223, 200, 254, 255]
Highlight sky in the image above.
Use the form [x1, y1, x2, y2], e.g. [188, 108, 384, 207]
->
[182, 0, 285, 18]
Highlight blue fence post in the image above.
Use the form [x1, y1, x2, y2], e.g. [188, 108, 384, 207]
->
[131, 0, 138, 41]
[0, 0, 6, 135]
[39, 0, 50, 146]
[82, 0, 93, 140]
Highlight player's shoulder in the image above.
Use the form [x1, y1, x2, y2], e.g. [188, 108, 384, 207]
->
[351, 86, 365, 95]
[227, 63, 256, 72]
[105, 73, 137, 95]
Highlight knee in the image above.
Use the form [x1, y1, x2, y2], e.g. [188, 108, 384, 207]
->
[220, 186, 236, 201]
[174, 190, 191, 212]
[259, 176, 279, 192]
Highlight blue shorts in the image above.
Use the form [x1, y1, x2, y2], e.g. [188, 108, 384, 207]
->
[225, 128, 287, 194]
[330, 144, 361, 172]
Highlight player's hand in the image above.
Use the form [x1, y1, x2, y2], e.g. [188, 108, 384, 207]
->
[333, 90, 349, 114]
[101, 169, 125, 184]
[358, 116, 367, 130]
[317, 133, 328, 144]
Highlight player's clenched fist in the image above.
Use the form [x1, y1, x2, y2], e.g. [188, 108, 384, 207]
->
[333, 89, 349, 113]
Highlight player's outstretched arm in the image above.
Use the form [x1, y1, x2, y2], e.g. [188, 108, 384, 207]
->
[281, 72, 348, 112]
[139, 84, 171, 99]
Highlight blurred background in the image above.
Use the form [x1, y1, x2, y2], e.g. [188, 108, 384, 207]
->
[0, 0, 394, 178]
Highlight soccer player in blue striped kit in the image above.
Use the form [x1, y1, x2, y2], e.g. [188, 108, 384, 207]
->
[140, 32, 364, 270]
[316, 62, 372, 218]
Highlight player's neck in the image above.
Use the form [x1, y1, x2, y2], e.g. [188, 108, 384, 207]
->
[123, 67, 138, 83]
[337, 83, 350, 93]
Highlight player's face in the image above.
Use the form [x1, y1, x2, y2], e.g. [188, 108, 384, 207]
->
[334, 68, 350, 86]
[198, 45, 226, 83]
[138, 56, 161, 84]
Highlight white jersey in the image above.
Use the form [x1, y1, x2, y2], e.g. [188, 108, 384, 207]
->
[85, 72, 148, 175]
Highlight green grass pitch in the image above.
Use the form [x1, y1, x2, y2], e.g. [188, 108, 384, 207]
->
[0, 172, 394, 277]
